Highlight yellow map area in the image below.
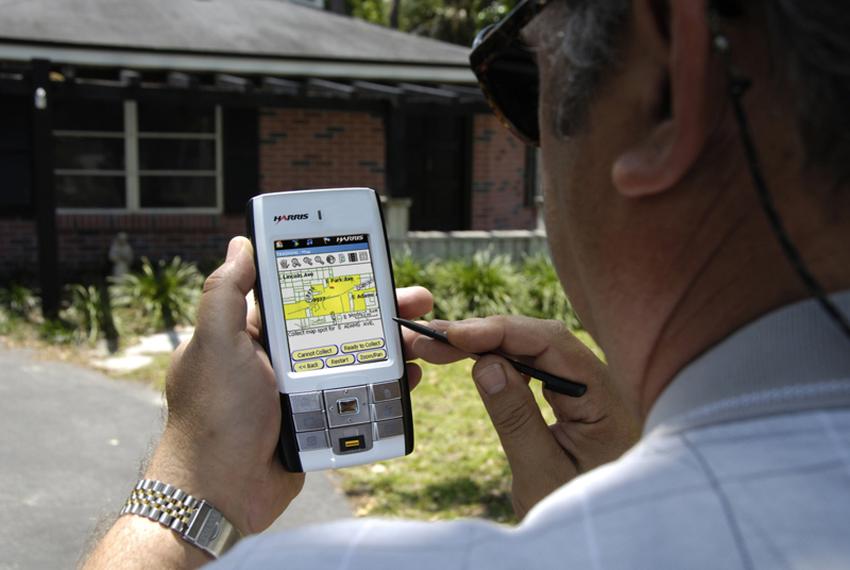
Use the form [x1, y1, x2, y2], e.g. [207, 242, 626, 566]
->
[284, 275, 376, 319]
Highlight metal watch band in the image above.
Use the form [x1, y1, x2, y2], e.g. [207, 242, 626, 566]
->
[120, 479, 243, 558]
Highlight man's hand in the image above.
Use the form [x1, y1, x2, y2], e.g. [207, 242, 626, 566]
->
[149, 237, 435, 534]
[407, 316, 640, 518]
[145, 236, 303, 536]
[85, 237, 434, 569]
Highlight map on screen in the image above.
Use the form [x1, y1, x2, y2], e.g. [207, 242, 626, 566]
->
[274, 234, 388, 373]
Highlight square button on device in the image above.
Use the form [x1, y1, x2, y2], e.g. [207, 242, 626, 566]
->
[374, 418, 404, 440]
[297, 430, 330, 451]
[330, 424, 373, 455]
[289, 391, 323, 414]
[370, 381, 401, 402]
[339, 434, 366, 452]
[292, 411, 327, 432]
[337, 398, 359, 415]
[325, 386, 370, 428]
[371, 399, 403, 421]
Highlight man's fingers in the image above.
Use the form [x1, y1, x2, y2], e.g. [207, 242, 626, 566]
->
[195, 237, 256, 343]
[448, 316, 604, 393]
[447, 316, 560, 356]
[397, 286, 433, 320]
[246, 291, 262, 341]
[406, 362, 422, 390]
[472, 354, 576, 516]
[408, 334, 468, 364]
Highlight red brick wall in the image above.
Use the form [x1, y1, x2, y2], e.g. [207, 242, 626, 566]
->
[471, 114, 536, 230]
[0, 214, 245, 282]
[260, 108, 385, 193]
[0, 218, 38, 281]
[1, 109, 538, 283]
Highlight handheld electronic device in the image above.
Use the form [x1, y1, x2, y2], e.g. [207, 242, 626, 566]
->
[248, 188, 413, 472]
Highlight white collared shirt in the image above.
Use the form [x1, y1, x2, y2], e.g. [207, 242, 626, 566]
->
[211, 292, 850, 569]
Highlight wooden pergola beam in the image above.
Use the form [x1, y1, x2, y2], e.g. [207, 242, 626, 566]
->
[30, 58, 60, 319]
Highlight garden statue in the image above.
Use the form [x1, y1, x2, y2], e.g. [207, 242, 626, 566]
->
[108, 232, 133, 278]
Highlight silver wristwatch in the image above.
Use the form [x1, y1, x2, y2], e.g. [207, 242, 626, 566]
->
[120, 479, 243, 558]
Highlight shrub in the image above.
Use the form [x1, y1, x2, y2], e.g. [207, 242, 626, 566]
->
[111, 257, 204, 332]
[390, 252, 580, 329]
[392, 253, 436, 292]
[38, 318, 77, 345]
[64, 284, 108, 344]
[520, 254, 580, 330]
[430, 251, 527, 321]
[0, 284, 39, 321]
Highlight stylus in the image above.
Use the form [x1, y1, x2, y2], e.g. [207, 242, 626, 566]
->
[393, 317, 587, 398]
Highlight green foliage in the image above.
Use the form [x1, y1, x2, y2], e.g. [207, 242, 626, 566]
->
[111, 257, 204, 332]
[520, 254, 580, 329]
[401, 0, 511, 45]
[37, 318, 77, 345]
[391, 252, 579, 327]
[348, 0, 386, 24]
[0, 284, 39, 321]
[392, 252, 436, 291]
[64, 284, 108, 344]
[431, 251, 525, 320]
[347, 0, 512, 46]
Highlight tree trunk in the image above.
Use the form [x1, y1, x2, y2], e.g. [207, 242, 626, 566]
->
[389, 0, 401, 28]
[327, 0, 347, 15]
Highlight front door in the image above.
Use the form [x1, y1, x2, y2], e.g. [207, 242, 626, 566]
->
[401, 112, 469, 231]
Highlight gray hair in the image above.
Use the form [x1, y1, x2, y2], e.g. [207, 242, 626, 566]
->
[545, 0, 850, 184]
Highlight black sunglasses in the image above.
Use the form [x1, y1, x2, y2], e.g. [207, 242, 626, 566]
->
[470, 0, 551, 147]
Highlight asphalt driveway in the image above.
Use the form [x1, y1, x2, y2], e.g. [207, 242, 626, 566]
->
[0, 346, 351, 569]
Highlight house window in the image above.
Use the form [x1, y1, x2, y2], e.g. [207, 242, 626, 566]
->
[53, 100, 222, 212]
[524, 146, 540, 207]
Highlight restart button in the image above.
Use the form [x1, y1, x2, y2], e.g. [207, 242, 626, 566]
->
[326, 354, 356, 368]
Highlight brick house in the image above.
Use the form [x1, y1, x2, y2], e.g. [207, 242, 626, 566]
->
[0, 0, 538, 312]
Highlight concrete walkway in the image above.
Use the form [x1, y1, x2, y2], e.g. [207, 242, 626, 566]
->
[0, 347, 351, 569]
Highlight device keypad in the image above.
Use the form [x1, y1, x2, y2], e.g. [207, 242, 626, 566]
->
[290, 381, 405, 454]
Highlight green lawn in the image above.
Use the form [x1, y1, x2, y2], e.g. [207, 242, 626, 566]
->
[337, 329, 601, 523]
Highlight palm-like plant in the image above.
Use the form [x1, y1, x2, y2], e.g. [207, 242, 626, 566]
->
[65, 284, 106, 344]
[520, 254, 580, 329]
[111, 257, 204, 331]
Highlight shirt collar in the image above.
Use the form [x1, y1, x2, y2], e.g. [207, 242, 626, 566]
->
[644, 290, 850, 436]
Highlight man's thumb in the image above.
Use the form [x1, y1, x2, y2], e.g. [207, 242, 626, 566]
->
[472, 356, 556, 458]
[194, 237, 255, 341]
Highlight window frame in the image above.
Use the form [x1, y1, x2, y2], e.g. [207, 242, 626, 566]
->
[55, 101, 223, 214]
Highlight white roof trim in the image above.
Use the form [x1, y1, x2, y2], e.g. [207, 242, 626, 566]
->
[0, 43, 477, 83]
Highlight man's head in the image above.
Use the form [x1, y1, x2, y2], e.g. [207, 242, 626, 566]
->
[481, 0, 850, 415]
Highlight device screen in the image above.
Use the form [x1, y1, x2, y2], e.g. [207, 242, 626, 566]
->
[273, 234, 388, 373]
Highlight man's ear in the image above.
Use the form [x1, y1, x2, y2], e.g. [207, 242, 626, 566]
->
[612, 0, 712, 197]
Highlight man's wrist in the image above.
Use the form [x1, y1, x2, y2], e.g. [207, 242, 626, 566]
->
[145, 430, 250, 535]
[83, 512, 211, 569]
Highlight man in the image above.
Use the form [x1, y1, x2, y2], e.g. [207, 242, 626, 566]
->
[85, 0, 850, 567]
